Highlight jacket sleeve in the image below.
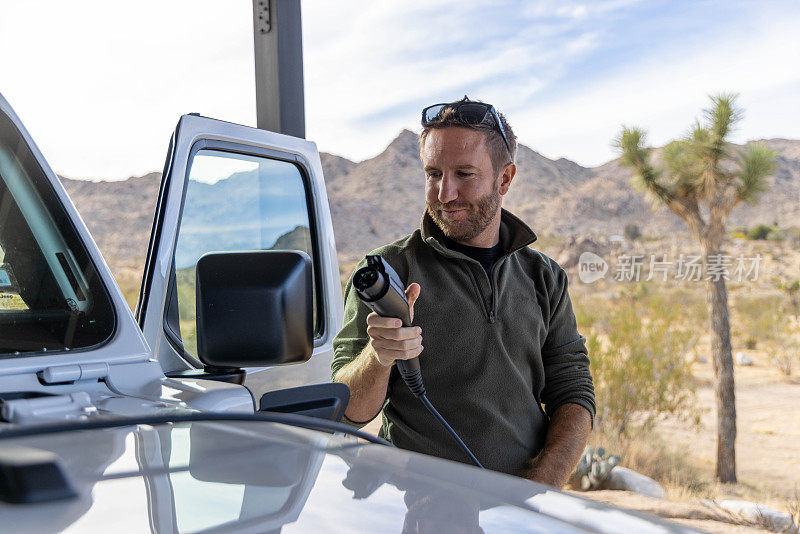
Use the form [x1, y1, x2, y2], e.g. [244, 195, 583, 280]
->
[539, 262, 596, 425]
[331, 257, 372, 381]
[330, 258, 381, 427]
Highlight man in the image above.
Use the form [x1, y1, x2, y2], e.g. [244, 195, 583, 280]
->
[331, 97, 595, 486]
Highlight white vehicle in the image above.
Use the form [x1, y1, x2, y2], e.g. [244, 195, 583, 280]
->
[0, 93, 702, 533]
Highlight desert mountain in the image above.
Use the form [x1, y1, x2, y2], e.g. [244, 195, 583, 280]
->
[322, 132, 799, 263]
[61, 172, 160, 280]
[60, 135, 800, 276]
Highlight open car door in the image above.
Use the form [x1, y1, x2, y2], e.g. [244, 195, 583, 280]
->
[136, 114, 342, 394]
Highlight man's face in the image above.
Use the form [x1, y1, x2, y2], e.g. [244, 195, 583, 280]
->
[422, 127, 508, 244]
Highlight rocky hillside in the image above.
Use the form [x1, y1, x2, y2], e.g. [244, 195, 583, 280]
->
[60, 135, 800, 276]
[322, 133, 800, 263]
[61, 172, 160, 288]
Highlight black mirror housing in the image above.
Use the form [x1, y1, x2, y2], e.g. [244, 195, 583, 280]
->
[195, 250, 313, 368]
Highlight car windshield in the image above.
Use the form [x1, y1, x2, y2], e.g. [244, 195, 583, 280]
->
[0, 109, 114, 355]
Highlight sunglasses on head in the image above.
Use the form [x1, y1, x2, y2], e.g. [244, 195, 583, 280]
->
[421, 101, 512, 157]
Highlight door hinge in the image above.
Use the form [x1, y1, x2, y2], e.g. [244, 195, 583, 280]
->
[255, 0, 271, 34]
[38, 363, 109, 385]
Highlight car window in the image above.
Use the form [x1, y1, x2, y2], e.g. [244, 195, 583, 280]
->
[0, 110, 115, 355]
[169, 148, 319, 358]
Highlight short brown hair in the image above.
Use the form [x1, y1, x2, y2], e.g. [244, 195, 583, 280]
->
[419, 96, 517, 174]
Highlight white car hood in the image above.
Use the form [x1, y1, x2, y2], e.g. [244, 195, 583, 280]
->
[0, 417, 701, 534]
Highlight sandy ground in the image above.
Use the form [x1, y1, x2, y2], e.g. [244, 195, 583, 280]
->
[569, 490, 772, 533]
[656, 356, 800, 499]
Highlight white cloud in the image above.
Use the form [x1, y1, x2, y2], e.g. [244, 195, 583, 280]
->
[302, 1, 608, 161]
[0, 0, 798, 179]
[515, 15, 800, 165]
[305, 0, 800, 166]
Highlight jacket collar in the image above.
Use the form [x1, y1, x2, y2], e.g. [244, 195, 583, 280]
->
[421, 208, 537, 260]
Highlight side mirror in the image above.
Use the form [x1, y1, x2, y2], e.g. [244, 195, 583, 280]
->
[195, 250, 314, 370]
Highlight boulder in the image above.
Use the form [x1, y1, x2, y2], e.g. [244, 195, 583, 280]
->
[603, 466, 667, 499]
[701, 499, 798, 533]
[735, 352, 754, 366]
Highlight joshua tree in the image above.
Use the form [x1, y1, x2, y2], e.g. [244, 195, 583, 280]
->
[614, 93, 777, 483]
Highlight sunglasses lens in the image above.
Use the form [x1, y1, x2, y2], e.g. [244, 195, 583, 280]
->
[422, 104, 447, 125]
[456, 103, 490, 124]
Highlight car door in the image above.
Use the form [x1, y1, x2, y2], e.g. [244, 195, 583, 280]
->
[0, 92, 152, 375]
[136, 114, 343, 395]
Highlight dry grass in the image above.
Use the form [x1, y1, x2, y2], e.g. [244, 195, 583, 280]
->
[788, 488, 800, 533]
[588, 426, 715, 500]
[771, 352, 795, 376]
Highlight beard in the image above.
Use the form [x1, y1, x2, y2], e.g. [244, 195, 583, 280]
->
[426, 186, 500, 243]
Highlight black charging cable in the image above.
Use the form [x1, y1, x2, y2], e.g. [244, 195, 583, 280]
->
[353, 255, 484, 469]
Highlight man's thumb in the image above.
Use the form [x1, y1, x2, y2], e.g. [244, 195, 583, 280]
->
[405, 283, 421, 322]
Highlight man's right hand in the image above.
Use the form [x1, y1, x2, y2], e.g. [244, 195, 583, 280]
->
[366, 283, 422, 367]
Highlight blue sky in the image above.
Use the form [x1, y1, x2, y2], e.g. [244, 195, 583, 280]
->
[1, 0, 798, 180]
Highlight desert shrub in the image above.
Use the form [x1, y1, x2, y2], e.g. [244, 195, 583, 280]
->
[787, 226, 800, 248]
[731, 295, 783, 346]
[778, 279, 800, 320]
[587, 295, 698, 436]
[768, 228, 785, 242]
[656, 286, 706, 325]
[746, 224, 775, 240]
[767, 321, 800, 377]
[771, 351, 794, 376]
[573, 297, 602, 331]
[733, 292, 800, 376]
[730, 225, 748, 240]
[789, 489, 800, 534]
[623, 223, 641, 241]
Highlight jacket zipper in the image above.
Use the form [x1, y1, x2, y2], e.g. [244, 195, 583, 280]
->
[466, 259, 503, 324]
[464, 265, 492, 322]
[488, 260, 502, 324]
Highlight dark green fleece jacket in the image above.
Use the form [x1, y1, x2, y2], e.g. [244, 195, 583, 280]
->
[332, 209, 595, 476]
